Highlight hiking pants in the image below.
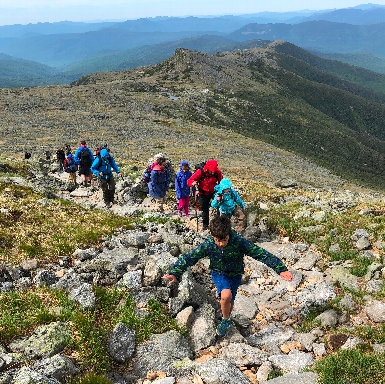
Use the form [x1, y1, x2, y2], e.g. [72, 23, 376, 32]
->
[177, 196, 190, 215]
[198, 193, 213, 227]
[100, 176, 116, 204]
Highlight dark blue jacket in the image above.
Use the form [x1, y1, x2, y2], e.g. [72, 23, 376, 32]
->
[175, 160, 192, 199]
[149, 164, 170, 199]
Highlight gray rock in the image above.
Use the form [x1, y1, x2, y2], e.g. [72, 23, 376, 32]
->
[292, 282, 336, 310]
[8, 322, 70, 359]
[12, 367, 61, 384]
[275, 179, 297, 188]
[328, 265, 359, 291]
[107, 323, 136, 363]
[364, 263, 383, 282]
[265, 372, 318, 384]
[152, 378, 176, 384]
[72, 248, 99, 262]
[329, 244, 341, 253]
[194, 358, 251, 384]
[220, 343, 268, 367]
[189, 303, 216, 351]
[293, 333, 317, 351]
[269, 350, 314, 374]
[33, 270, 58, 287]
[293, 252, 320, 271]
[120, 231, 150, 247]
[247, 325, 294, 348]
[121, 270, 142, 289]
[14, 277, 32, 291]
[341, 337, 363, 350]
[366, 279, 384, 293]
[373, 343, 385, 353]
[134, 330, 193, 376]
[351, 229, 370, 241]
[83, 247, 138, 277]
[356, 237, 371, 250]
[68, 283, 95, 308]
[169, 270, 209, 315]
[231, 294, 258, 322]
[256, 361, 273, 383]
[312, 343, 326, 357]
[365, 300, 385, 323]
[314, 309, 339, 328]
[33, 354, 80, 381]
[52, 269, 83, 292]
[312, 211, 327, 222]
[339, 293, 356, 311]
[0, 353, 20, 371]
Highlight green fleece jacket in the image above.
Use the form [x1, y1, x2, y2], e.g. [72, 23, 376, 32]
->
[169, 229, 288, 278]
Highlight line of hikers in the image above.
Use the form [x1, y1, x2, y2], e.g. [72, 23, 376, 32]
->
[144, 153, 245, 230]
[27, 142, 246, 220]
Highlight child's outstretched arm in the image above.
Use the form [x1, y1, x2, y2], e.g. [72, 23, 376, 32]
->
[162, 274, 177, 284]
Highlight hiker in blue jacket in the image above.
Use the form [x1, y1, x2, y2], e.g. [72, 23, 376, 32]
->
[211, 178, 245, 219]
[91, 148, 121, 208]
[175, 160, 192, 217]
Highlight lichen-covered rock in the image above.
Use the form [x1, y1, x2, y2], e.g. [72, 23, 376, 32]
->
[8, 322, 71, 359]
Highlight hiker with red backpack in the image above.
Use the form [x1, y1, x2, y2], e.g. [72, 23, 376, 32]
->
[187, 159, 223, 231]
[64, 153, 77, 184]
[74, 140, 94, 187]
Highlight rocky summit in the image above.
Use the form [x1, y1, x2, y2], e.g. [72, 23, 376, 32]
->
[1, 158, 385, 384]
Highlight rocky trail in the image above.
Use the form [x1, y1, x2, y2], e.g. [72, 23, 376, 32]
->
[1, 161, 385, 384]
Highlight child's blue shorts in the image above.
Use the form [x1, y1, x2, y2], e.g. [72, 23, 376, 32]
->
[211, 271, 242, 302]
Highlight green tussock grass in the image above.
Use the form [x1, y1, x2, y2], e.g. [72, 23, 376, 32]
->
[0, 286, 186, 374]
[0, 181, 134, 265]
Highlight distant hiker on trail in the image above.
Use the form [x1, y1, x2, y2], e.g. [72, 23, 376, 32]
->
[45, 150, 51, 161]
[175, 160, 192, 217]
[148, 155, 170, 212]
[187, 159, 222, 231]
[91, 148, 121, 208]
[211, 178, 245, 219]
[56, 148, 65, 172]
[63, 153, 77, 184]
[74, 140, 94, 187]
[163, 214, 293, 337]
[65, 144, 71, 156]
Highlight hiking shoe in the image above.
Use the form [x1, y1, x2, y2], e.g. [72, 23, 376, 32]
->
[216, 318, 233, 336]
[178, 210, 183, 217]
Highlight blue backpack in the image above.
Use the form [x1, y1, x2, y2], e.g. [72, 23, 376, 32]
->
[141, 164, 152, 183]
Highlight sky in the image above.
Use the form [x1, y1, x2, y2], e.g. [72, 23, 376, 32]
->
[1, 1, 385, 26]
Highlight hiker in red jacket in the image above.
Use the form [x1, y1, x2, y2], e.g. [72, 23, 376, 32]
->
[187, 159, 223, 231]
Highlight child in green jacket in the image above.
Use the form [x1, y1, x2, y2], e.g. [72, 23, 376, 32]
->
[163, 215, 293, 336]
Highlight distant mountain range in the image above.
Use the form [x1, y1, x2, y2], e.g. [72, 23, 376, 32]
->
[1, 4, 385, 87]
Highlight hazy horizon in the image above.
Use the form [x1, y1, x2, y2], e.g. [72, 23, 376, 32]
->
[1, 1, 385, 26]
